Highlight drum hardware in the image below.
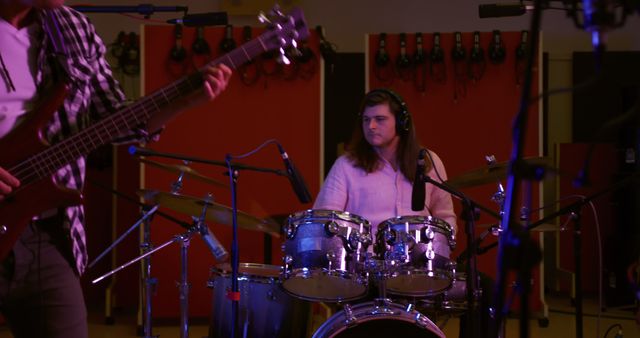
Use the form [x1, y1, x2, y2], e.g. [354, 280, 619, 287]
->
[415, 174, 486, 337]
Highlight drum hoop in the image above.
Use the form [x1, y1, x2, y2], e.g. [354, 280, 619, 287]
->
[289, 209, 371, 229]
[311, 301, 445, 338]
[379, 215, 452, 233]
[210, 262, 281, 281]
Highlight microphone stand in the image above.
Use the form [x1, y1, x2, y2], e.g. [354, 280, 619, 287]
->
[490, 0, 544, 337]
[71, 5, 188, 17]
[223, 156, 294, 338]
[129, 146, 288, 177]
[421, 176, 482, 338]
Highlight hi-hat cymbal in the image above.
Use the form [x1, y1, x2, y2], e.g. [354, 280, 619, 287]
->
[446, 157, 553, 189]
[137, 189, 280, 237]
[140, 158, 228, 188]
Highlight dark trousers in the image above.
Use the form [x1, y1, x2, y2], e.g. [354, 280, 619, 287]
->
[0, 221, 87, 338]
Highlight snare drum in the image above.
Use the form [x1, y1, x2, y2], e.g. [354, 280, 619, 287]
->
[281, 209, 372, 302]
[375, 215, 456, 297]
[208, 263, 308, 338]
[312, 301, 445, 338]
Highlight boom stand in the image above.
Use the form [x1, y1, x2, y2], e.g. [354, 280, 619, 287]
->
[490, 0, 544, 337]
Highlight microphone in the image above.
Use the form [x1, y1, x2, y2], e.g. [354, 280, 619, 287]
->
[166, 12, 228, 27]
[581, 0, 620, 50]
[277, 144, 312, 204]
[411, 148, 427, 211]
[478, 3, 534, 18]
[198, 224, 229, 262]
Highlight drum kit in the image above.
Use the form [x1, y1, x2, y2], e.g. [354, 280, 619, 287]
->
[90, 152, 558, 338]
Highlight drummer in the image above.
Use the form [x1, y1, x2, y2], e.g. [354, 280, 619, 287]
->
[313, 88, 457, 241]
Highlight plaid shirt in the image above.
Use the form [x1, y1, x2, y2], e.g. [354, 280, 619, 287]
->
[36, 6, 126, 275]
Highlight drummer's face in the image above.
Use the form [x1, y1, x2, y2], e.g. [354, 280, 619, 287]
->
[362, 102, 399, 151]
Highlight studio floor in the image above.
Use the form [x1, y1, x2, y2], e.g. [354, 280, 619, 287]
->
[0, 294, 637, 337]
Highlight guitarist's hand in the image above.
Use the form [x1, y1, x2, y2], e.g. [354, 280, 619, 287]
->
[145, 64, 232, 133]
[202, 64, 232, 101]
[0, 167, 20, 201]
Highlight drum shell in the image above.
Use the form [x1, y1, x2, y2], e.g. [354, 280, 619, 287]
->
[208, 263, 309, 338]
[281, 209, 371, 302]
[375, 215, 456, 297]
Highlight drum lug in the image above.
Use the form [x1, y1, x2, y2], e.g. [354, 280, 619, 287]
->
[420, 225, 436, 241]
[343, 303, 357, 327]
[282, 255, 293, 279]
[326, 251, 336, 272]
[405, 303, 415, 312]
[285, 224, 297, 239]
[383, 228, 396, 245]
[324, 220, 340, 236]
[266, 289, 277, 301]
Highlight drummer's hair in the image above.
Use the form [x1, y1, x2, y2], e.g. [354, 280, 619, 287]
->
[346, 89, 431, 180]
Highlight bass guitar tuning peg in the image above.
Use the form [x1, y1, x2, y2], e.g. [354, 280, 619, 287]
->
[277, 47, 291, 65]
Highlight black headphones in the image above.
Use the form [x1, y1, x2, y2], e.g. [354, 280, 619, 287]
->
[366, 88, 410, 134]
[488, 30, 506, 64]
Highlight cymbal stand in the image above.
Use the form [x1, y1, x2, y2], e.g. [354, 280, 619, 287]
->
[90, 167, 189, 338]
[142, 168, 187, 338]
[92, 227, 197, 337]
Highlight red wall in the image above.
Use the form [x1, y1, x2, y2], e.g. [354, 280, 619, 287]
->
[141, 25, 320, 318]
[367, 31, 543, 312]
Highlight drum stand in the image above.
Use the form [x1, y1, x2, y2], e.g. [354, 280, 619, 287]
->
[371, 260, 395, 315]
[421, 176, 486, 338]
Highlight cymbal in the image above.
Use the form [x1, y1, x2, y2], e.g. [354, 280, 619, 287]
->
[478, 223, 563, 232]
[446, 157, 552, 189]
[140, 158, 228, 188]
[137, 189, 280, 237]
